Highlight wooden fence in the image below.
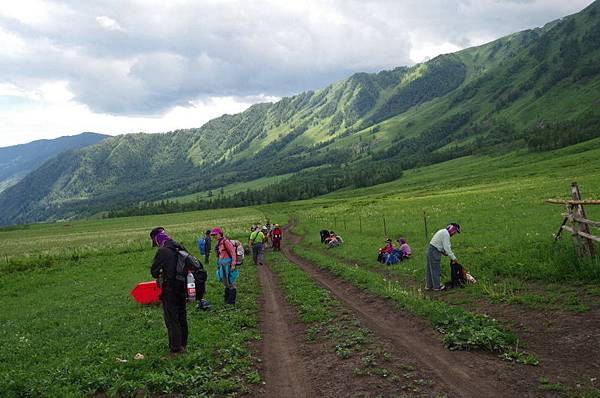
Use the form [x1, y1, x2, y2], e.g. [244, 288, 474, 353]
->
[547, 182, 599, 257]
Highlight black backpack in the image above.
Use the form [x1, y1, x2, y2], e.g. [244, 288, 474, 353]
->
[173, 248, 204, 282]
[450, 262, 467, 288]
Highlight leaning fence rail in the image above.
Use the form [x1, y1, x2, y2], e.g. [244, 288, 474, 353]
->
[546, 182, 599, 257]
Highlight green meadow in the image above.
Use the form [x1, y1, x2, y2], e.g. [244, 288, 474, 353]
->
[1, 138, 600, 396]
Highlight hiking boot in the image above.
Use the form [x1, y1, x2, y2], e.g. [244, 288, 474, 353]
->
[223, 287, 230, 303]
[196, 299, 210, 311]
[433, 284, 446, 291]
[226, 288, 237, 305]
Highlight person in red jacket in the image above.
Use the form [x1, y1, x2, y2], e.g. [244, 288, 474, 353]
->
[271, 224, 283, 251]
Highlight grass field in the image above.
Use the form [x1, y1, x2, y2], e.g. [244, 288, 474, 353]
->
[1, 138, 600, 396]
[160, 173, 295, 204]
[0, 208, 268, 397]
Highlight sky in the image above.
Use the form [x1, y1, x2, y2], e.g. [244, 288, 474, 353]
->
[0, 0, 595, 147]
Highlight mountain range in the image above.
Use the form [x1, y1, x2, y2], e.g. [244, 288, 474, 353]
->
[0, 133, 108, 194]
[1, 1, 599, 226]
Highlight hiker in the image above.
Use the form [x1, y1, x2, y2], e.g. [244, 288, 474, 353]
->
[211, 227, 238, 304]
[320, 229, 329, 243]
[377, 239, 394, 263]
[426, 223, 461, 291]
[271, 224, 283, 251]
[397, 237, 412, 260]
[197, 229, 211, 265]
[264, 222, 272, 248]
[150, 227, 208, 356]
[326, 231, 343, 248]
[249, 226, 265, 265]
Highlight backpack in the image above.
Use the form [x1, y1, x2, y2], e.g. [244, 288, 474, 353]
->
[197, 237, 207, 256]
[174, 249, 204, 282]
[230, 240, 245, 265]
[450, 262, 467, 288]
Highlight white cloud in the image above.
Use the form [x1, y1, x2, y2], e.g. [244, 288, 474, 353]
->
[95, 16, 124, 32]
[0, 81, 278, 147]
[0, 0, 595, 146]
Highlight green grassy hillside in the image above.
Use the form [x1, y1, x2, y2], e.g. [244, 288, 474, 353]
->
[0, 132, 108, 193]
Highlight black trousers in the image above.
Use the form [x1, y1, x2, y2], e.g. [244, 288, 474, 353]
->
[161, 284, 188, 352]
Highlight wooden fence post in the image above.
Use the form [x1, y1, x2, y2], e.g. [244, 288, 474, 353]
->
[383, 216, 387, 237]
[571, 182, 595, 257]
[343, 218, 347, 232]
[359, 215, 363, 233]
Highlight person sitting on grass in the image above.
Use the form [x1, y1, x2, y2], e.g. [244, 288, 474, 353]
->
[426, 223, 460, 291]
[377, 239, 394, 263]
[326, 231, 343, 248]
[397, 237, 412, 260]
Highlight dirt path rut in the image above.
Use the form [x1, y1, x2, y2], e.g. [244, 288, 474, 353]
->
[256, 261, 313, 397]
[282, 231, 521, 398]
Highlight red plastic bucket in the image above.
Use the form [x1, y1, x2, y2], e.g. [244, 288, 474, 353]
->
[131, 281, 162, 304]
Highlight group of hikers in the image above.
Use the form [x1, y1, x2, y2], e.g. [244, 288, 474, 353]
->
[377, 223, 473, 291]
[377, 237, 412, 264]
[149, 220, 472, 355]
[149, 222, 283, 356]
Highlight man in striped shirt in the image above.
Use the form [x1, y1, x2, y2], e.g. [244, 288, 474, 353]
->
[426, 223, 461, 291]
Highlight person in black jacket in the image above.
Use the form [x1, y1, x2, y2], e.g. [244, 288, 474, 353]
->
[149, 227, 195, 356]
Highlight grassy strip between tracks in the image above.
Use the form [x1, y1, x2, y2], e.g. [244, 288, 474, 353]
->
[291, 243, 539, 364]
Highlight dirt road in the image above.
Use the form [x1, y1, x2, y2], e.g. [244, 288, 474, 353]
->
[256, 262, 313, 397]
[281, 231, 534, 398]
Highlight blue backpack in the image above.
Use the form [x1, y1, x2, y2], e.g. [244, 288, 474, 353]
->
[197, 237, 207, 256]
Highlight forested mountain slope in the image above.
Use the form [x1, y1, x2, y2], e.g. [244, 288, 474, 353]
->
[1, 1, 599, 226]
[0, 133, 108, 193]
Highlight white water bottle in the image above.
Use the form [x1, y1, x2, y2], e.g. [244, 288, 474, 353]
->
[186, 271, 196, 302]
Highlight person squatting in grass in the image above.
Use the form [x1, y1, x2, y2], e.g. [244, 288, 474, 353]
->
[150, 227, 208, 356]
[426, 223, 461, 291]
[211, 227, 239, 305]
[248, 226, 265, 265]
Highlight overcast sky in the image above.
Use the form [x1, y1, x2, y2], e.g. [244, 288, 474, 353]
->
[0, 0, 594, 147]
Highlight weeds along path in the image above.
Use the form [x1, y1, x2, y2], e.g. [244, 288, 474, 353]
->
[281, 230, 517, 398]
[256, 261, 313, 397]
[322, 244, 600, 392]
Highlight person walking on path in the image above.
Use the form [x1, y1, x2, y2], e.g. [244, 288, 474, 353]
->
[426, 223, 461, 291]
[150, 227, 192, 356]
[211, 227, 238, 305]
[249, 227, 265, 265]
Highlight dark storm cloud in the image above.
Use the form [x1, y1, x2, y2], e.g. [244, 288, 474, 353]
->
[0, 0, 594, 115]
